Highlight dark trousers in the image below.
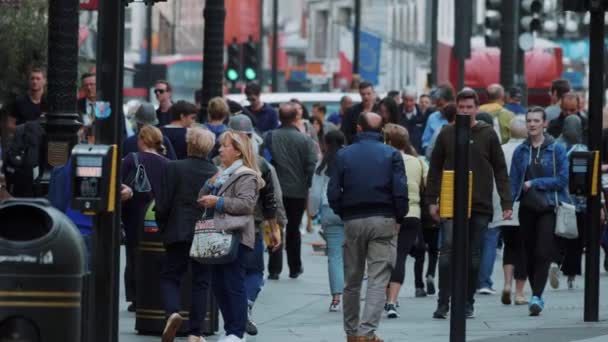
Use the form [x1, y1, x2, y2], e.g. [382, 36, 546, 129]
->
[212, 244, 251, 338]
[160, 241, 210, 336]
[558, 212, 585, 276]
[124, 243, 136, 303]
[437, 213, 491, 306]
[519, 207, 556, 297]
[282, 197, 307, 274]
[390, 217, 425, 287]
[244, 232, 265, 303]
[501, 226, 526, 280]
[421, 227, 439, 279]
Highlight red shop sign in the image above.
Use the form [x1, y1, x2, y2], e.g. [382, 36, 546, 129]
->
[80, 0, 98, 10]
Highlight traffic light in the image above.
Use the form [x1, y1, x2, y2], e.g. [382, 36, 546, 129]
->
[520, 0, 542, 33]
[485, 0, 502, 47]
[226, 38, 241, 82]
[242, 36, 259, 81]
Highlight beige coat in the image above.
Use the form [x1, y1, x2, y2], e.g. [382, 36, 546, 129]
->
[199, 166, 263, 249]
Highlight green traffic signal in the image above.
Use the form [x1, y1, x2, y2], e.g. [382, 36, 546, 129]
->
[244, 67, 257, 81]
[226, 68, 239, 81]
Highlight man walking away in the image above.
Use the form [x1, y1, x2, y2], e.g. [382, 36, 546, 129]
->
[479, 84, 515, 144]
[328, 112, 408, 342]
[426, 89, 512, 319]
[264, 103, 317, 279]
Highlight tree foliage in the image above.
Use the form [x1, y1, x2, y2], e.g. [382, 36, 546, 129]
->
[0, 0, 48, 104]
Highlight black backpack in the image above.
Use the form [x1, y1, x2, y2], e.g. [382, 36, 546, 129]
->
[2, 121, 45, 197]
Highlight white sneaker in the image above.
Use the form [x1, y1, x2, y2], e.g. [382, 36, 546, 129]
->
[219, 335, 246, 342]
[549, 263, 560, 289]
[478, 287, 497, 295]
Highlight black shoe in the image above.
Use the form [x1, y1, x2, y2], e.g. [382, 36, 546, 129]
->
[127, 302, 136, 313]
[246, 319, 258, 335]
[426, 276, 436, 295]
[268, 273, 280, 280]
[415, 288, 427, 298]
[465, 303, 475, 319]
[433, 303, 449, 319]
[289, 267, 304, 279]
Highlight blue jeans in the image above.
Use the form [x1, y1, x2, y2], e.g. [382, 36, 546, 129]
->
[244, 232, 265, 304]
[212, 244, 251, 338]
[324, 224, 345, 295]
[478, 228, 499, 289]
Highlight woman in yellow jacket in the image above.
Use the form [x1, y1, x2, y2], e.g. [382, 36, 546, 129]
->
[383, 123, 429, 319]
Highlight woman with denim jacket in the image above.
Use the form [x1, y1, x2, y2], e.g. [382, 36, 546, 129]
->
[309, 130, 346, 312]
[510, 107, 570, 316]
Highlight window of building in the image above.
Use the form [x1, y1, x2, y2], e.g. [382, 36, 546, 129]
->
[313, 10, 329, 59]
[124, 6, 133, 51]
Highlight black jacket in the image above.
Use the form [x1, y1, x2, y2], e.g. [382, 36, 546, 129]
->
[256, 158, 277, 222]
[155, 157, 218, 244]
[398, 104, 426, 153]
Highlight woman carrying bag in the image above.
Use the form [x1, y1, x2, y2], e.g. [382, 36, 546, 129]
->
[197, 131, 264, 342]
[510, 107, 570, 316]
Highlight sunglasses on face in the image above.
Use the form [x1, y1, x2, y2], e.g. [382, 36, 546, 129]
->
[154, 89, 166, 95]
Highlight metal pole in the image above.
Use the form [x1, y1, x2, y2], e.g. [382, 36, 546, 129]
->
[145, 3, 153, 102]
[584, 1, 604, 322]
[353, 0, 361, 76]
[271, 0, 278, 92]
[429, 0, 438, 87]
[515, 47, 528, 107]
[200, 0, 226, 122]
[454, 0, 472, 90]
[43, 0, 82, 194]
[258, 0, 264, 87]
[95, 0, 124, 340]
[500, 0, 518, 90]
[450, 113, 471, 342]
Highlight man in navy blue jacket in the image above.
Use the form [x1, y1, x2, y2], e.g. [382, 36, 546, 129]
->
[328, 112, 408, 342]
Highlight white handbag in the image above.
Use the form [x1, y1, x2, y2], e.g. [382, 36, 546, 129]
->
[552, 146, 578, 239]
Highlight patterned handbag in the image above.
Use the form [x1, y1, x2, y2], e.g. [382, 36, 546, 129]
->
[189, 210, 240, 264]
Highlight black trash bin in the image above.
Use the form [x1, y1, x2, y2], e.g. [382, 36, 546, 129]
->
[0, 198, 85, 342]
[135, 201, 218, 336]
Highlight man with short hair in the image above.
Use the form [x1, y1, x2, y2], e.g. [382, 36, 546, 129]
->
[546, 79, 571, 122]
[160, 100, 198, 160]
[328, 95, 353, 127]
[399, 88, 425, 153]
[312, 103, 337, 133]
[341, 81, 380, 144]
[122, 102, 177, 160]
[421, 84, 455, 153]
[245, 82, 279, 133]
[504, 87, 526, 115]
[154, 80, 173, 127]
[479, 84, 515, 143]
[328, 112, 408, 342]
[9, 68, 48, 124]
[264, 103, 317, 279]
[77, 73, 97, 127]
[547, 92, 588, 142]
[418, 94, 433, 116]
[426, 89, 512, 319]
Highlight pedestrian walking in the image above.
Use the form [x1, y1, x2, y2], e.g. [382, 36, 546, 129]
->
[328, 112, 408, 342]
[341, 82, 380, 144]
[545, 79, 571, 123]
[263, 103, 318, 279]
[510, 107, 570, 316]
[383, 124, 429, 319]
[426, 89, 512, 319]
[121, 125, 170, 312]
[155, 127, 218, 342]
[160, 100, 198, 160]
[421, 84, 454, 154]
[547, 92, 588, 143]
[309, 130, 347, 313]
[479, 84, 515, 144]
[154, 80, 174, 127]
[398, 88, 426, 154]
[197, 130, 264, 342]
[492, 117, 529, 305]
[245, 83, 279, 133]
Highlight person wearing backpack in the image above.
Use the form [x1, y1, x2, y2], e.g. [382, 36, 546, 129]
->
[2, 120, 45, 197]
[121, 125, 170, 312]
[479, 84, 515, 144]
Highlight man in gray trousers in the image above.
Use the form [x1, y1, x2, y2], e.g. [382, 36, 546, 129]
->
[328, 112, 409, 342]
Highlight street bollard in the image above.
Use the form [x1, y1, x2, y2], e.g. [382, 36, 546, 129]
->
[135, 201, 218, 336]
[0, 198, 85, 342]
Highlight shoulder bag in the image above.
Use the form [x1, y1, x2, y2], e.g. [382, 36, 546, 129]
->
[553, 145, 579, 239]
[124, 153, 152, 193]
[190, 209, 241, 264]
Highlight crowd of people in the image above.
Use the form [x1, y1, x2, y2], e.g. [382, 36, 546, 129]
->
[2, 68, 608, 342]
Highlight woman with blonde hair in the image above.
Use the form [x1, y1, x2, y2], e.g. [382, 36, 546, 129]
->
[197, 130, 263, 342]
[383, 123, 429, 318]
[121, 124, 170, 312]
[156, 127, 218, 342]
